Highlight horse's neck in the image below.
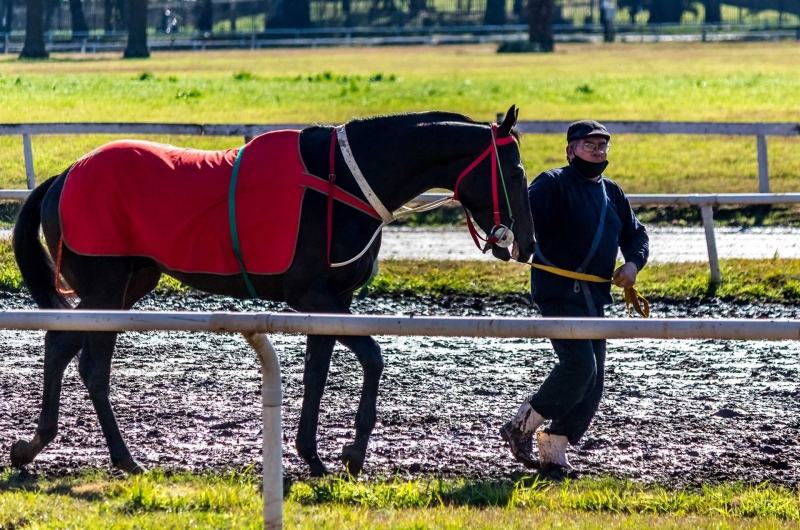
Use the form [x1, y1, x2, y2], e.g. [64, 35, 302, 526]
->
[357, 122, 488, 212]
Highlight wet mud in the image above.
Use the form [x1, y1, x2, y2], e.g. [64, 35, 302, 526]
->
[1, 289, 799, 487]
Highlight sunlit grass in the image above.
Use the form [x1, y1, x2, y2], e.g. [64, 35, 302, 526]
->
[2, 470, 800, 529]
[0, 235, 796, 301]
[1, 43, 799, 193]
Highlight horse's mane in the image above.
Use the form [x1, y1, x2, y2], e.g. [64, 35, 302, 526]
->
[307, 111, 521, 143]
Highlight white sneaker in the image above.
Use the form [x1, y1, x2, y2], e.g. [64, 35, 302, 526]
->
[536, 431, 572, 471]
[500, 398, 545, 469]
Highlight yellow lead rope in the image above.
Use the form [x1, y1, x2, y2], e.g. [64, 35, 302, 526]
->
[527, 262, 650, 318]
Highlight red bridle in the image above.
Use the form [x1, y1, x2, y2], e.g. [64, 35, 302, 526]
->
[452, 124, 517, 250]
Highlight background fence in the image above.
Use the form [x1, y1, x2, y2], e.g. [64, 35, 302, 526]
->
[0, 119, 798, 283]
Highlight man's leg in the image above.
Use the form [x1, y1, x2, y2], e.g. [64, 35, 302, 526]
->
[546, 338, 606, 445]
[502, 300, 598, 467]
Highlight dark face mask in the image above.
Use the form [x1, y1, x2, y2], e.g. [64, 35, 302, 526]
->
[570, 156, 608, 180]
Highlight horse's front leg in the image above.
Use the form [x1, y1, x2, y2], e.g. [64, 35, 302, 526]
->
[296, 335, 335, 477]
[335, 334, 384, 476]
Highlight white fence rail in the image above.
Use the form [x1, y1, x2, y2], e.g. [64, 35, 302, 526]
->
[1, 309, 799, 529]
[2, 120, 799, 192]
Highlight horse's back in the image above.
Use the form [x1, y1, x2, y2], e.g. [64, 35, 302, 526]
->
[58, 131, 312, 276]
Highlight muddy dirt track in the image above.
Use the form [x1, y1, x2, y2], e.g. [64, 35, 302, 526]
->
[1, 290, 799, 487]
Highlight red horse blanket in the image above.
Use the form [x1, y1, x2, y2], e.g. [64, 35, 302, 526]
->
[60, 130, 379, 275]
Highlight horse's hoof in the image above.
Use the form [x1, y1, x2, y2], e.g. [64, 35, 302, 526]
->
[10, 440, 34, 468]
[115, 457, 147, 475]
[341, 444, 365, 476]
[307, 455, 329, 478]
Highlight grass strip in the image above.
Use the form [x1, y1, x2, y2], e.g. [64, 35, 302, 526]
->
[0, 238, 797, 302]
[370, 257, 800, 302]
[1, 470, 800, 529]
[1, 43, 800, 194]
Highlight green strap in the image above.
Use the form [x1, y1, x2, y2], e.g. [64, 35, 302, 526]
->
[228, 146, 259, 299]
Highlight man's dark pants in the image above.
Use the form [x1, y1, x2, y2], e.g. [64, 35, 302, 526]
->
[530, 298, 606, 445]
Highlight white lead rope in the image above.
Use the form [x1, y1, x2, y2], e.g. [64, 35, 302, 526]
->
[329, 196, 454, 267]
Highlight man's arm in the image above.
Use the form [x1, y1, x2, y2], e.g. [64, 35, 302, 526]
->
[613, 187, 649, 287]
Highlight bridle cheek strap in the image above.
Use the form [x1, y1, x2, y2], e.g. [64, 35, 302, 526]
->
[452, 125, 516, 250]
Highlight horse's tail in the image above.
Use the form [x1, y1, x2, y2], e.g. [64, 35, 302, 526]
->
[12, 175, 71, 309]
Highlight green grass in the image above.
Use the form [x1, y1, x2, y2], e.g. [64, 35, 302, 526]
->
[2, 470, 800, 529]
[1, 43, 800, 193]
[0, 237, 797, 301]
[369, 257, 800, 301]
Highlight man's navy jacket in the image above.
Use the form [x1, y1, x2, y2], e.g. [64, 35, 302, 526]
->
[528, 164, 649, 308]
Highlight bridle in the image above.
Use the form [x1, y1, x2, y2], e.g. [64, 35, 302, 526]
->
[326, 122, 519, 267]
[452, 123, 517, 252]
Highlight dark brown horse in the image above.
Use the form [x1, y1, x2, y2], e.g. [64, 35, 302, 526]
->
[11, 107, 534, 476]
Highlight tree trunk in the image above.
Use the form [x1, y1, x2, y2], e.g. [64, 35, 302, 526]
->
[196, 0, 213, 32]
[409, 0, 425, 17]
[484, 0, 505, 25]
[267, 0, 310, 28]
[342, 0, 350, 25]
[2, 0, 14, 35]
[703, 0, 720, 23]
[528, 0, 554, 52]
[21, 0, 48, 58]
[69, 0, 89, 37]
[600, 0, 615, 42]
[648, 0, 683, 24]
[104, 0, 113, 32]
[123, 0, 149, 58]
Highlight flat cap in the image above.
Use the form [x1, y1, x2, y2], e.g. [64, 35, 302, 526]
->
[567, 120, 610, 143]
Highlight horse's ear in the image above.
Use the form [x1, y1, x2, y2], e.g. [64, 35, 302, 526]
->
[498, 105, 518, 137]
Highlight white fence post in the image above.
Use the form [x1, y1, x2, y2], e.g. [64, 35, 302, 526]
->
[757, 134, 770, 193]
[242, 332, 283, 530]
[22, 134, 36, 189]
[701, 204, 722, 284]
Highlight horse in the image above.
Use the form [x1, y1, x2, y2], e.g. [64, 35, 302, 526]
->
[11, 106, 534, 477]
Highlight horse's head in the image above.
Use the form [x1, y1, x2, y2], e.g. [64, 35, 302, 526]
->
[453, 105, 534, 263]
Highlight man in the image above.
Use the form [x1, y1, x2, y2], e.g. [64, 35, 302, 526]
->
[500, 120, 649, 472]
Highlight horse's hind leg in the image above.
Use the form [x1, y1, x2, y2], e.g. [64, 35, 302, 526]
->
[295, 335, 336, 477]
[11, 329, 84, 468]
[78, 266, 161, 474]
[78, 329, 145, 473]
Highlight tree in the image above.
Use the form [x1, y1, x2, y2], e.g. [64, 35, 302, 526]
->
[20, 0, 48, 58]
[267, 0, 310, 28]
[484, 0, 505, 25]
[648, 0, 684, 23]
[69, 0, 89, 37]
[703, 0, 721, 23]
[124, 0, 149, 58]
[2, 0, 14, 36]
[528, 0, 555, 52]
[104, 0, 114, 32]
[196, 0, 213, 32]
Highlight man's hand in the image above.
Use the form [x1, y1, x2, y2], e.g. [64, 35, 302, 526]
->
[612, 262, 638, 288]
